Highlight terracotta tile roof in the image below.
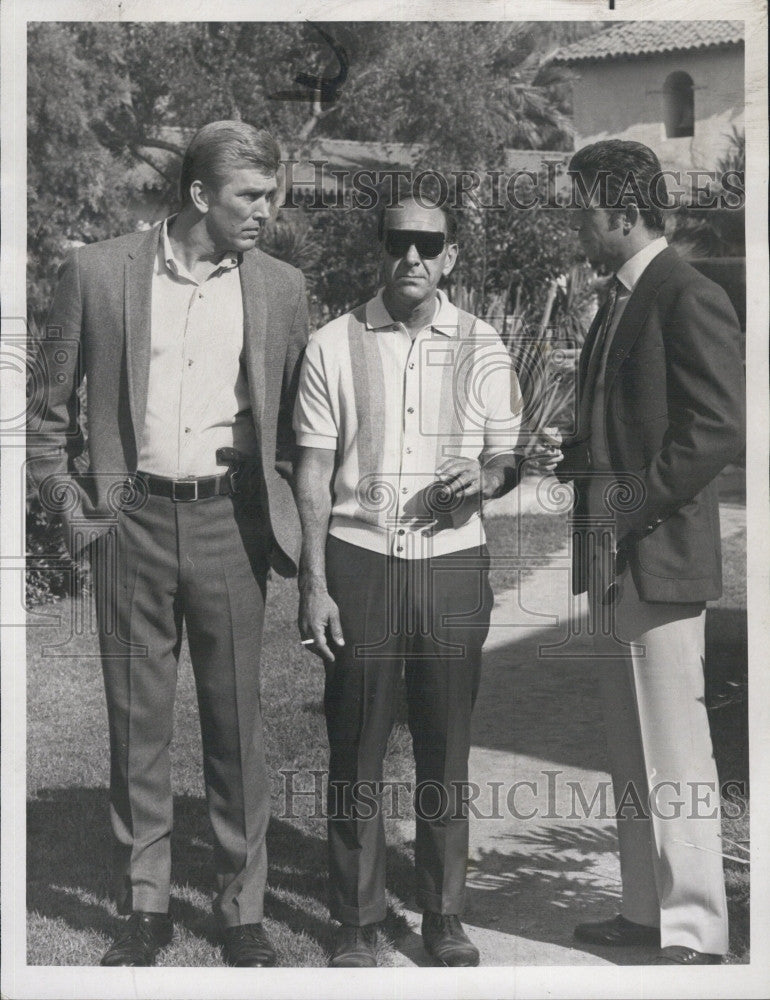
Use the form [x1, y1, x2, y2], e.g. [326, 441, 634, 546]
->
[550, 21, 744, 65]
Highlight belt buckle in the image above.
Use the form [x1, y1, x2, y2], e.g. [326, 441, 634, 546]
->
[172, 478, 198, 502]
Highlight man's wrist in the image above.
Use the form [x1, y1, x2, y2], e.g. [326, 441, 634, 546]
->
[298, 569, 328, 593]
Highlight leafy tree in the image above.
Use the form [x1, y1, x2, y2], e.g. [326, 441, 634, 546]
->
[668, 127, 745, 259]
[27, 21, 320, 315]
[28, 20, 596, 318]
[318, 22, 570, 165]
[27, 23, 134, 319]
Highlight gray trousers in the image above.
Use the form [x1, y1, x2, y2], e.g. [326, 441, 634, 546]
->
[91, 490, 271, 926]
[323, 536, 493, 925]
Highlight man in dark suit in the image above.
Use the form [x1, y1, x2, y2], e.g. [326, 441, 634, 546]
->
[556, 140, 745, 964]
[27, 121, 308, 967]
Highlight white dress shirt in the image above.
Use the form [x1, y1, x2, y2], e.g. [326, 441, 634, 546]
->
[137, 219, 257, 478]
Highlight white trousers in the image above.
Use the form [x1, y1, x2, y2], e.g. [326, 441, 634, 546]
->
[589, 554, 729, 954]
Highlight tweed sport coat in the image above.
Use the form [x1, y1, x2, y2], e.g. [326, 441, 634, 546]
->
[557, 246, 745, 603]
[27, 223, 309, 576]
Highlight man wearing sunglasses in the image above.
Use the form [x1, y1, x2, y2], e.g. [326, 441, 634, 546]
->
[293, 196, 523, 967]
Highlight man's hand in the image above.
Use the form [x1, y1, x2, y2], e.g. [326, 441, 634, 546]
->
[435, 457, 504, 500]
[298, 580, 344, 663]
[526, 426, 563, 476]
[295, 446, 341, 662]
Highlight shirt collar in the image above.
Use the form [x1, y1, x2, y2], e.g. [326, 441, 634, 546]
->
[365, 288, 459, 337]
[615, 236, 668, 293]
[432, 289, 461, 336]
[159, 216, 239, 280]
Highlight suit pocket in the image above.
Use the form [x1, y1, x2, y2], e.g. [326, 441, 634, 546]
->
[635, 500, 719, 581]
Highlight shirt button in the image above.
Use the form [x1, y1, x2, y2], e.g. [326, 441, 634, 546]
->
[397, 529, 405, 535]
[187, 359, 194, 366]
[405, 447, 412, 454]
[407, 406, 415, 414]
[401, 487, 408, 494]
[396, 545, 404, 552]
[185, 427, 191, 434]
[408, 362, 415, 370]
[198, 292, 204, 299]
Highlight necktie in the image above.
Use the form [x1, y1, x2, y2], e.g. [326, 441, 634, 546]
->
[578, 278, 620, 438]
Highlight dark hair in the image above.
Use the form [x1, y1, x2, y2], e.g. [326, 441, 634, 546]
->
[568, 139, 667, 233]
[179, 121, 281, 207]
[377, 196, 458, 244]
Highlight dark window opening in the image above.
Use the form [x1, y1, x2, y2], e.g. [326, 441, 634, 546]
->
[663, 71, 695, 138]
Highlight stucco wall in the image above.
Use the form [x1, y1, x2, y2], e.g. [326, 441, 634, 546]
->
[570, 47, 744, 170]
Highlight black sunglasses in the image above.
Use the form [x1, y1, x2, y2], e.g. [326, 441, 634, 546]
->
[384, 230, 446, 260]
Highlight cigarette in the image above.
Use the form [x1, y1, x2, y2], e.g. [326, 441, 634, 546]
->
[300, 638, 315, 646]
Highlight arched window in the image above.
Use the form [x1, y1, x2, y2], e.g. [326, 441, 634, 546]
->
[663, 71, 694, 138]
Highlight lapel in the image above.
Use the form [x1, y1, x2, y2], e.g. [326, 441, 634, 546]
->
[573, 292, 613, 438]
[579, 292, 611, 386]
[124, 224, 162, 454]
[603, 246, 677, 394]
[239, 249, 268, 442]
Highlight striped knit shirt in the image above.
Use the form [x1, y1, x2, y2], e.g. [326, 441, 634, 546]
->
[294, 289, 523, 558]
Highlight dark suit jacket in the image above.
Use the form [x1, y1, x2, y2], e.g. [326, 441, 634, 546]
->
[27, 223, 309, 576]
[557, 246, 745, 603]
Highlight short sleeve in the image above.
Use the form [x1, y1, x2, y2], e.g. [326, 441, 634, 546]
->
[480, 334, 523, 459]
[293, 334, 339, 449]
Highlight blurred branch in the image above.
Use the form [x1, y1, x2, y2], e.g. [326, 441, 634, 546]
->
[132, 135, 185, 157]
[128, 145, 176, 185]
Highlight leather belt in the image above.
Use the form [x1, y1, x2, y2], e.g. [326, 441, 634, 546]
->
[135, 471, 234, 502]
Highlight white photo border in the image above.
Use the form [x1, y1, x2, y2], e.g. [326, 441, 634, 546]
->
[2, 1, 768, 998]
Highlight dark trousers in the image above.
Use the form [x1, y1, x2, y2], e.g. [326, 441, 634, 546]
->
[91, 490, 271, 926]
[323, 536, 493, 925]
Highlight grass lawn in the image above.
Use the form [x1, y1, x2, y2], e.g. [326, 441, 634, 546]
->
[25, 511, 749, 965]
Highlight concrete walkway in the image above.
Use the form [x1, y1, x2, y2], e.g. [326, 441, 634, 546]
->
[388, 478, 745, 966]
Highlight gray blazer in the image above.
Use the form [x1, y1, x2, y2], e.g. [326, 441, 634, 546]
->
[28, 222, 309, 576]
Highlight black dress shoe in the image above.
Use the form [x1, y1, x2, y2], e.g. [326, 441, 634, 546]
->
[574, 914, 660, 947]
[329, 924, 378, 968]
[101, 911, 173, 966]
[222, 923, 277, 967]
[422, 912, 480, 967]
[655, 946, 722, 964]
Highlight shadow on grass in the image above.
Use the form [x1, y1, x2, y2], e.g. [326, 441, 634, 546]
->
[27, 787, 415, 953]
